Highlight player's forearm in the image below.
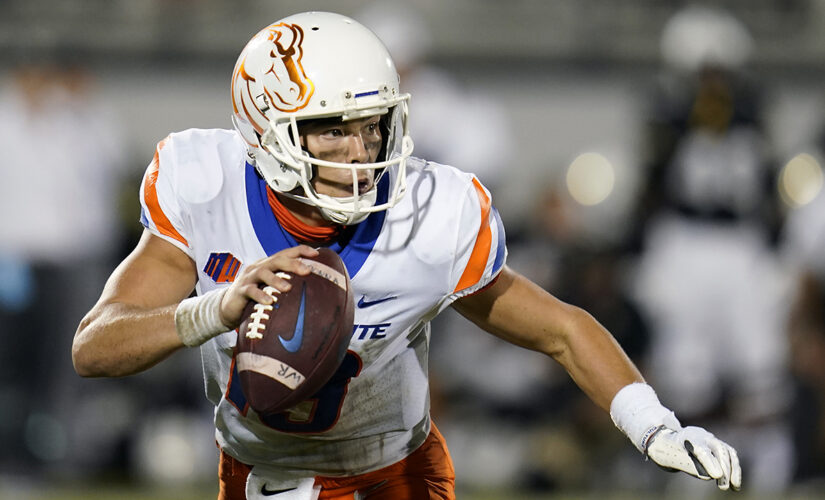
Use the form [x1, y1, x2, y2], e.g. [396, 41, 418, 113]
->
[485, 282, 645, 411]
[455, 267, 643, 411]
[72, 302, 185, 377]
[551, 306, 644, 411]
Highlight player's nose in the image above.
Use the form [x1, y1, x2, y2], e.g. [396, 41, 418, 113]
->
[346, 134, 369, 164]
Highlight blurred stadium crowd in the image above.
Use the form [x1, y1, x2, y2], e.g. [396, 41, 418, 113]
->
[2, 1, 825, 498]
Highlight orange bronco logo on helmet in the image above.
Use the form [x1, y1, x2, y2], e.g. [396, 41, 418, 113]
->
[232, 22, 315, 131]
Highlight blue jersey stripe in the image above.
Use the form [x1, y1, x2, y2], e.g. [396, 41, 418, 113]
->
[244, 163, 387, 278]
[491, 206, 506, 274]
[335, 174, 388, 278]
[139, 206, 150, 228]
[245, 163, 297, 252]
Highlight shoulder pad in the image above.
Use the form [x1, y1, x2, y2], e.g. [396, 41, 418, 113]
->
[159, 129, 242, 204]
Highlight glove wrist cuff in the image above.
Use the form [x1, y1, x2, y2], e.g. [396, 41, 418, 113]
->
[610, 382, 681, 453]
[175, 288, 230, 347]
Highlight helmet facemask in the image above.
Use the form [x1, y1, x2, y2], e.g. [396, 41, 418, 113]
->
[257, 97, 412, 226]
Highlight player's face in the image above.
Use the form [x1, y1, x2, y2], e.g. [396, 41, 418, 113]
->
[299, 116, 382, 198]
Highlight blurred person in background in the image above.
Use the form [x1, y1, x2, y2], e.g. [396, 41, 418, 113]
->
[0, 56, 129, 476]
[785, 268, 825, 487]
[72, 11, 741, 500]
[629, 4, 793, 493]
[780, 129, 825, 488]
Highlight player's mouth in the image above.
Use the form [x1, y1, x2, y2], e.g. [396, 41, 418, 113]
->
[356, 178, 374, 195]
[315, 176, 375, 198]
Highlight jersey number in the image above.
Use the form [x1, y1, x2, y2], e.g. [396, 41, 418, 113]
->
[226, 351, 362, 434]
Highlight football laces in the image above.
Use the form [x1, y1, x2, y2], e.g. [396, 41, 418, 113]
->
[244, 273, 291, 340]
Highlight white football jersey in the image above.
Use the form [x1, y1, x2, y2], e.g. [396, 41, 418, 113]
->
[139, 128, 507, 480]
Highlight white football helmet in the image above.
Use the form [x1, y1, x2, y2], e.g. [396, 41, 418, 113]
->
[231, 11, 413, 225]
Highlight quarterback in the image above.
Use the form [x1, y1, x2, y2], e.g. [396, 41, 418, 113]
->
[72, 11, 741, 500]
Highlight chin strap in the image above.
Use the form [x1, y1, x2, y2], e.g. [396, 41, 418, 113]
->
[315, 189, 377, 225]
[272, 182, 378, 226]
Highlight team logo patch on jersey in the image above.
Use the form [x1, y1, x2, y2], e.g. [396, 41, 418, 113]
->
[204, 252, 242, 283]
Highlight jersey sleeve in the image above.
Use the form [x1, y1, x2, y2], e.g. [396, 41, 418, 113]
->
[139, 136, 193, 256]
[447, 175, 507, 300]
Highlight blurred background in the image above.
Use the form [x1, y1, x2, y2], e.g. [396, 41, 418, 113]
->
[1, 0, 825, 498]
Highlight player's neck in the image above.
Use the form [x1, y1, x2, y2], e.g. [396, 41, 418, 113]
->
[267, 190, 340, 244]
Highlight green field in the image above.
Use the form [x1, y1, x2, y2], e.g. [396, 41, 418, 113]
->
[3, 483, 824, 500]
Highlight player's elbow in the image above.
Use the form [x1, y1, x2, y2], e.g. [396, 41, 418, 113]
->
[72, 333, 99, 378]
[546, 303, 599, 359]
[72, 338, 123, 378]
[72, 348, 94, 378]
[72, 318, 108, 378]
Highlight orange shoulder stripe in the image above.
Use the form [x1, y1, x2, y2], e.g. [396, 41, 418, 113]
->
[143, 138, 189, 247]
[454, 178, 492, 293]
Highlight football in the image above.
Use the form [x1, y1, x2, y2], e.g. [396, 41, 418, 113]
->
[235, 248, 354, 415]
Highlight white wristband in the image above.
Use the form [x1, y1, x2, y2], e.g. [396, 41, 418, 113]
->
[174, 288, 231, 347]
[609, 383, 682, 453]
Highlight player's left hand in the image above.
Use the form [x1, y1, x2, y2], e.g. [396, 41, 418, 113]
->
[645, 425, 742, 491]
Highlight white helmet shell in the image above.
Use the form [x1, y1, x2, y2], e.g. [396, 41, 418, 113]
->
[231, 11, 413, 225]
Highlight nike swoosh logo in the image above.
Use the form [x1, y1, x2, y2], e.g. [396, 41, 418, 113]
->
[261, 485, 297, 496]
[279, 283, 306, 353]
[357, 295, 398, 308]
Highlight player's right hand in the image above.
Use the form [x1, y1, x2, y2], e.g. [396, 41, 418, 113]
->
[646, 425, 742, 491]
[218, 245, 319, 329]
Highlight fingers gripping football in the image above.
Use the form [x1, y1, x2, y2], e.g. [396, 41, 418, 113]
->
[219, 245, 319, 329]
[646, 426, 742, 491]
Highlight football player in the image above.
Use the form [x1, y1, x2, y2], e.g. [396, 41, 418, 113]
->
[72, 11, 741, 499]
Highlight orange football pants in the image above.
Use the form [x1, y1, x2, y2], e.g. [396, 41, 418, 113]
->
[218, 424, 456, 500]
